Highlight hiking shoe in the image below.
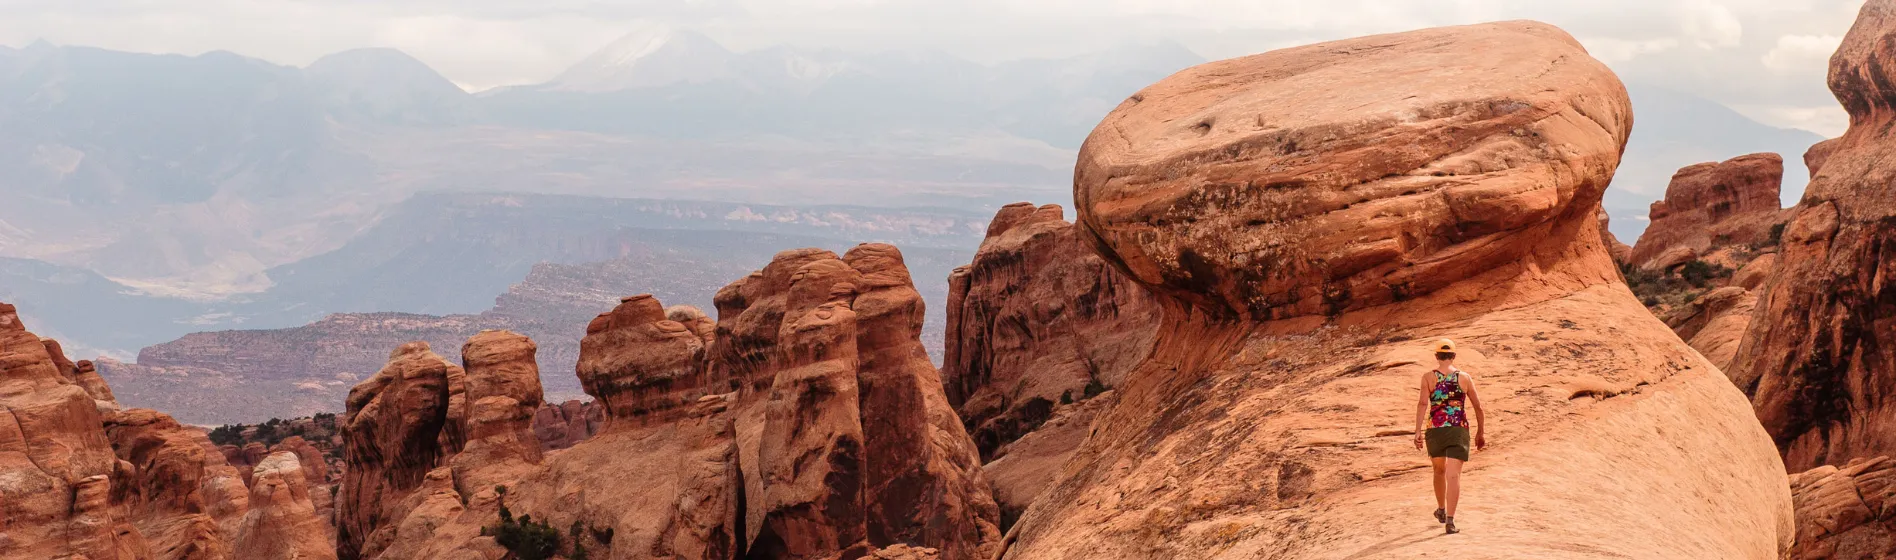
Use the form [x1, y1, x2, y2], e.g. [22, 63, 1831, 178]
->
[1434, 508, 1446, 523]
[1445, 518, 1459, 535]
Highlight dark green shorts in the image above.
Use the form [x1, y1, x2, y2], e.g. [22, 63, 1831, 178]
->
[1426, 427, 1470, 461]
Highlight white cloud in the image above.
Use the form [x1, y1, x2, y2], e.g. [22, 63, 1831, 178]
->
[1762, 34, 1843, 71]
[1728, 103, 1850, 138]
[1679, 0, 1744, 49]
[0, 0, 1868, 117]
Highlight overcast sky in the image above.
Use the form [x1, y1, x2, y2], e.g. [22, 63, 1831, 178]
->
[0, 0, 1863, 136]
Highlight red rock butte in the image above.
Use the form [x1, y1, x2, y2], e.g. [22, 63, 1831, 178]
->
[998, 20, 1792, 559]
[1628, 152, 1786, 271]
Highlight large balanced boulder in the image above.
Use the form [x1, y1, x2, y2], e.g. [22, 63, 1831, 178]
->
[1000, 21, 1791, 559]
[576, 295, 709, 426]
[1734, 0, 1896, 472]
[944, 202, 1160, 458]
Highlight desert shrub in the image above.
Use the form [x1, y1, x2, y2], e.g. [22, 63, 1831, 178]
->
[253, 422, 278, 443]
[569, 521, 589, 560]
[493, 514, 559, 560]
[487, 488, 560, 560]
[1679, 259, 1731, 288]
[208, 424, 243, 446]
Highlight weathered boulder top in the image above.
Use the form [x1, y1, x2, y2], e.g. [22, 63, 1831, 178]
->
[1075, 20, 1631, 321]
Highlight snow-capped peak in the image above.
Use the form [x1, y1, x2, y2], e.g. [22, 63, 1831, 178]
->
[595, 21, 682, 67]
[546, 21, 734, 92]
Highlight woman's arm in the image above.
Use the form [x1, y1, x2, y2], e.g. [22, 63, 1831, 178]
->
[1415, 372, 1431, 449]
[1464, 372, 1487, 450]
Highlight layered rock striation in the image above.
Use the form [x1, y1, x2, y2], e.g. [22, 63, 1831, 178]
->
[999, 21, 1792, 559]
[943, 202, 1160, 459]
[1788, 456, 1896, 560]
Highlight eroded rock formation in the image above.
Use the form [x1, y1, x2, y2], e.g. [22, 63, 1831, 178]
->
[337, 342, 461, 560]
[1789, 456, 1896, 560]
[337, 247, 997, 559]
[453, 330, 546, 474]
[0, 301, 144, 558]
[1598, 208, 1634, 264]
[0, 300, 335, 560]
[531, 399, 601, 451]
[1806, 137, 1842, 180]
[1734, 0, 1896, 473]
[943, 203, 1160, 458]
[999, 21, 1791, 559]
[576, 296, 710, 426]
[104, 407, 252, 558]
[234, 452, 336, 560]
[1629, 153, 1787, 271]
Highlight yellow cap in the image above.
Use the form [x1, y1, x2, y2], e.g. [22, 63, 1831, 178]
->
[1434, 339, 1457, 353]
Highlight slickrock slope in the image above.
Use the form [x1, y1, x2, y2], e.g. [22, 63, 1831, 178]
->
[981, 392, 1116, 527]
[1788, 456, 1896, 560]
[1629, 153, 1788, 271]
[943, 202, 1159, 458]
[337, 247, 998, 559]
[1664, 286, 1759, 372]
[1734, 0, 1896, 473]
[1000, 21, 1791, 559]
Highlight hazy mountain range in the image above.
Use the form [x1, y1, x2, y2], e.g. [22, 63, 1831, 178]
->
[0, 24, 1833, 420]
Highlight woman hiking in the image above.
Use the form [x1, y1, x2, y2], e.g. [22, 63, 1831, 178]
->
[1414, 339, 1486, 534]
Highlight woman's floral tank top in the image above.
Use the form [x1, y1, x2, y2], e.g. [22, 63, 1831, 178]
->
[1429, 369, 1469, 428]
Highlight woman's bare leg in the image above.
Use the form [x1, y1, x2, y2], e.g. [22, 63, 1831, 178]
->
[1444, 457, 1465, 517]
[1431, 457, 1446, 510]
